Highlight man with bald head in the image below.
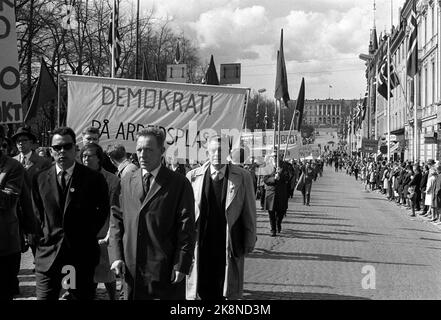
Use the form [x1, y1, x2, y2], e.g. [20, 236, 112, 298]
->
[186, 135, 256, 300]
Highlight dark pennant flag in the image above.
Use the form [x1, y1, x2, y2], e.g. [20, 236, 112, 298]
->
[107, 0, 122, 75]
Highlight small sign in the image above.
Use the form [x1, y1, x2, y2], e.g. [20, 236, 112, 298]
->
[362, 139, 378, 153]
[166, 64, 187, 83]
[220, 63, 241, 85]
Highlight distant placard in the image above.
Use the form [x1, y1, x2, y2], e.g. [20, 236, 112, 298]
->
[220, 63, 241, 85]
[166, 64, 187, 83]
[0, 1, 23, 124]
[361, 138, 378, 153]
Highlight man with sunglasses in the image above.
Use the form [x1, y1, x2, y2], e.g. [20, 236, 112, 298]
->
[32, 127, 109, 300]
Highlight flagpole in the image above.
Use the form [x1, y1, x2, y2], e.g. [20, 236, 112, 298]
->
[57, 61, 61, 128]
[273, 99, 276, 155]
[283, 108, 296, 161]
[136, 0, 140, 79]
[414, 75, 418, 162]
[111, 0, 115, 78]
[387, 35, 391, 162]
[277, 100, 282, 169]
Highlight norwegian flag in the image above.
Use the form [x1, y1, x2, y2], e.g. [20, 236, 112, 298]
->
[407, 0, 417, 78]
[108, 0, 122, 76]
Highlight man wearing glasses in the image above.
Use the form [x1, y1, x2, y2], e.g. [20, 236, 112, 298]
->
[32, 127, 109, 300]
[12, 126, 51, 260]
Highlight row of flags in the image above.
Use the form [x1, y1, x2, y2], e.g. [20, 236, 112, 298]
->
[349, 0, 417, 135]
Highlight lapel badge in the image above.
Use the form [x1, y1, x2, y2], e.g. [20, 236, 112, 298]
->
[70, 187, 75, 193]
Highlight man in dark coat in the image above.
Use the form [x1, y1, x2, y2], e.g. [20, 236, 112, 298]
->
[0, 132, 36, 300]
[32, 127, 109, 300]
[264, 158, 290, 237]
[12, 126, 51, 259]
[420, 165, 429, 215]
[109, 128, 195, 300]
[409, 165, 422, 213]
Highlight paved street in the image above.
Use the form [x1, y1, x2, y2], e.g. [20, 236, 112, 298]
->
[15, 165, 441, 300]
[244, 165, 441, 300]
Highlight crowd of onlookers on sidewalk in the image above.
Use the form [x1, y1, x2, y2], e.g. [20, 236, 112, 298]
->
[327, 151, 441, 225]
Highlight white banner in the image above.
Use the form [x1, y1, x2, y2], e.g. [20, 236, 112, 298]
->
[66, 75, 249, 162]
[0, 2, 23, 124]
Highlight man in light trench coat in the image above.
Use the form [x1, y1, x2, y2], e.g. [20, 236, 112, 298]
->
[186, 135, 257, 300]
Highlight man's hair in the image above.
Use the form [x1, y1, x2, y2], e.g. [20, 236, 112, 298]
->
[51, 127, 76, 144]
[82, 126, 100, 136]
[107, 144, 127, 162]
[136, 127, 165, 148]
[79, 143, 104, 168]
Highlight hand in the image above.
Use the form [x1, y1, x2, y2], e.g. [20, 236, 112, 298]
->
[275, 173, 280, 180]
[171, 270, 185, 284]
[98, 238, 108, 245]
[110, 260, 125, 277]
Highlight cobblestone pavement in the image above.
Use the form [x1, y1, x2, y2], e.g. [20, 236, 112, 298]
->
[243, 166, 441, 300]
[15, 165, 441, 300]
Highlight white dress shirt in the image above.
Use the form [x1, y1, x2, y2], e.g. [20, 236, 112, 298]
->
[210, 164, 226, 181]
[55, 162, 76, 187]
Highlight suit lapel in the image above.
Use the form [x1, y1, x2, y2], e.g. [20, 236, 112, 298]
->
[191, 163, 209, 222]
[141, 166, 167, 209]
[64, 164, 79, 214]
[47, 165, 61, 211]
[28, 152, 40, 168]
[132, 169, 144, 204]
[226, 165, 241, 211]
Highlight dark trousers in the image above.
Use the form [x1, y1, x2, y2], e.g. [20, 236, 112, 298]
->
[125, 271, 185, 300]
[0, 252, 21, 300]
[259, 186, 266, 209]
[302, 183, 312, 204]
[415, 191, 421, 211]
[36, 253, 96, 300]
[268, 210, 286, 232]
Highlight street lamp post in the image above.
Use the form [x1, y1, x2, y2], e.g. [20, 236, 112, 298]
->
[256, 88, 266, 130]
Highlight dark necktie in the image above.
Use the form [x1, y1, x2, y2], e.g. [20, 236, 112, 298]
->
[60, 170, 67, 192]
[21, 156, 26, 166]
[143, 173, 152, 200]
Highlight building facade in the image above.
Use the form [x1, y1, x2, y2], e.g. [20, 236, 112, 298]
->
[303, 99, 357, 128]
[362, 0, 441, 162]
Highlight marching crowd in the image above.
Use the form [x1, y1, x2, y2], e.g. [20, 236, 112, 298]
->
[1, 122, 328, 301]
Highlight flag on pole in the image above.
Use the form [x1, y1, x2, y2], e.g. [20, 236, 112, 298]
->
[293, 77, 305, 131]
[361, 87, 368, 121]
[274, 29, 290, 108]
[174, 41, 181, 64]
[353, 106, 361, 132]
[204, 55, 219, 85]
[107, 0, 122, 75]
[407, 0, 417, 78]
[377, 55, 399, 99]
[24, 58, 57, 123]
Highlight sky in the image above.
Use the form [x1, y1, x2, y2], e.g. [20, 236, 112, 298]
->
[137, 0, 406, 100]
